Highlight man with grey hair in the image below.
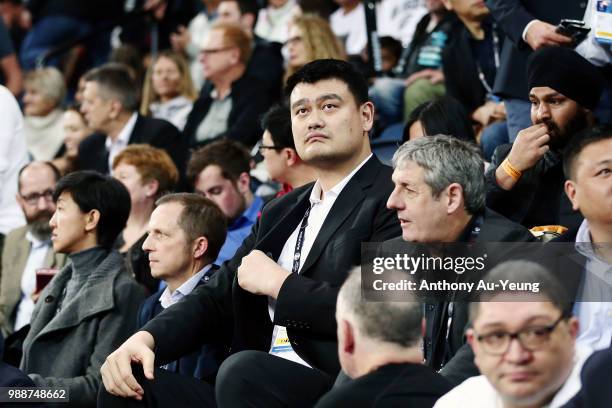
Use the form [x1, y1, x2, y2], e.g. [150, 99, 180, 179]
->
[315, 268, 452, 407]
[77, 64, 188, 182]
[435, 260, 589, 408]
[386, 135, 535, 384]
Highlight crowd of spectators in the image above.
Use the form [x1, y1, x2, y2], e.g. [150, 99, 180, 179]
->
[0, 0, 610, 407]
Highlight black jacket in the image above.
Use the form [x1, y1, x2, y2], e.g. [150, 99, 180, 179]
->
[315, 363, 452, 408]
[442, 19, 506, 112]
[137, 270, 227, 382]
[486, 0, 588, 100]
[77, 114, 188, 185]
[485, 144, 583, 230]
[184, 71, 275, 149]
[423, 208, 536, 384]
[142, 156, 402, 375]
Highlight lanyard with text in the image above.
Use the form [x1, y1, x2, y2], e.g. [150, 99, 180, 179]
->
[292, 205, 312, 274]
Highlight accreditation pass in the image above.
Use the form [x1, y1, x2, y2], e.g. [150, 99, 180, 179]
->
[0, 387, 69, 403]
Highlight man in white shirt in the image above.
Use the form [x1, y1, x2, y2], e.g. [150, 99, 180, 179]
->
[435, 260, 589, 408]
[136, 193, 228, 381]
[0, 161, 66, 337]
[99, 59, 400, 408]
[78, 64, 187, 183]
[557, 125, 612, 351]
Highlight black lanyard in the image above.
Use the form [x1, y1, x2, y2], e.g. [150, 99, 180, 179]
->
[292, 205, 312, 274]
[475, 24, 500, 99]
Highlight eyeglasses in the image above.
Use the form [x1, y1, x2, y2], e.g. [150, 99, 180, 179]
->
[20, 189, 55, 206]
[474, 314, 568, 355]
[258, 145, 283, 155]
[284, 36, 302, 47]
[199, 46, 235, 56]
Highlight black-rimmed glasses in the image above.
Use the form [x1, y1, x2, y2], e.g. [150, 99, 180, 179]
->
[474, 314, 568, 355]
[20, 189, 55, 206]
[258, 145, 283, 155]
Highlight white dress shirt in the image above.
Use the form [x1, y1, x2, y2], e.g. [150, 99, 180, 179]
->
[573, 219, 612, 351]
[105, 112, 137, 172]
[14, 232, 52, 331]
[434, 346, 592, 408]
[159, 265, 212, 309]
[268, 154, 372, 366]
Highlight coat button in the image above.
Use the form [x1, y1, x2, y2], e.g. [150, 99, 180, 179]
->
[45, 295, 55, 303]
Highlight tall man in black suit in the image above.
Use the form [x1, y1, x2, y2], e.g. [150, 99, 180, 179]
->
[386, 135, 536, 385]
[99, 59, 401, 407]
[77, 64, 188, 181]
[486, 0, 588, 141]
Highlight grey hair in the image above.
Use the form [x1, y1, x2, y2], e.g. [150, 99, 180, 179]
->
[392, 135, 485, 215]
[338, 268, 422, 348]
[24, 67, 66, 107]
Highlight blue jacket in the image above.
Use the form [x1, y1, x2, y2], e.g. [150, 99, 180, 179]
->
[137, 271, 227, 381]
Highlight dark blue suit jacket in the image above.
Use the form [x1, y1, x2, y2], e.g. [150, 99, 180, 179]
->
[0, 361, 35, 387]
[137, 271, 227, 381]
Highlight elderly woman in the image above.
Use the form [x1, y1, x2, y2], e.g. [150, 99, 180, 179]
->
[112, 144, 179, 294]
[23, 67, 66, 160]
[284, 13, 346, 82]
[20, 171, 144, 407]
[140, 50, 197, 131]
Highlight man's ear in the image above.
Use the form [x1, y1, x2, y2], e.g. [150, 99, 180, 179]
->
[236, 172, 251, 194]
[564, 180, 579, 211]
[340, 319, 356, 355]
[441, 0, 453, 11]
[109, 99, 124, 120]
[360, 101, 375, 133]
[284, 148, 299, 167]
[241, 14, 255, 31]
[84, 209, 101, 233]
[446, 183, 465, 214]
[193, 236, 209, 259]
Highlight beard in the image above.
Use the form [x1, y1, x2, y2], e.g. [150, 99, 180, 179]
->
[27, 212, 53, 241]
[536, 110, 588, 152]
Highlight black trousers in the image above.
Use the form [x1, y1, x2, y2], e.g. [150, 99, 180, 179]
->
[99, 352, 334, 408]
[97, 365, 216, 408]
[215, 350, 335, 408]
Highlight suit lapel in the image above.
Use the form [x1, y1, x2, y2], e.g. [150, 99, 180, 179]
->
[299, 156, 379, 275]
[256, 187, 312, 260]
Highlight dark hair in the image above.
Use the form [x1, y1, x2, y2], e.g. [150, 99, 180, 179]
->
[379, 36, 402, 61]
[186, 140, 252, 186]
[84, 63, 140, 111]
[53, 170, 131, 249]
[261, 103, 294, 149]
[285, 59, 369, 106]
[469, 260, 572, 322]
[404, 96, 476, 143]
[155, 193, 227, 264]
[220, 0, 259, 26]
[563, 124, 612, 180]
[339, 268, 422, 348]
[18, 161, 61, 192]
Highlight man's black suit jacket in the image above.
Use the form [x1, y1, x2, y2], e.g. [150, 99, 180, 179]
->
[314, 363, 452, 408]
[486, 0, 587, 100]
[77, 114, 188, 182]
[424, 208, 537, 385]
[142, 156, 402, 375]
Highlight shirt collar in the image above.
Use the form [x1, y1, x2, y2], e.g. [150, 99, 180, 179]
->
[309, 154, 372, 204]
[105, 112, 138, 150]
[25, 230, 51, 249]
[229, 196, 264, 230]
[159, 264, 212, 308]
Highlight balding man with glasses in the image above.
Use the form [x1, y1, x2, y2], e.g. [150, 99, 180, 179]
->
[0, 161, 66, 338]
[434, 260, 591, 408]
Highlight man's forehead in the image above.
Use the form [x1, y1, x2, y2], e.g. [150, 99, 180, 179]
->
[529, 86, 566, 99]
[151, 202, 182, 225]
[392, 161, 422, 181]
[576, 139, 612, 171]
[289, 79, 352, 104]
